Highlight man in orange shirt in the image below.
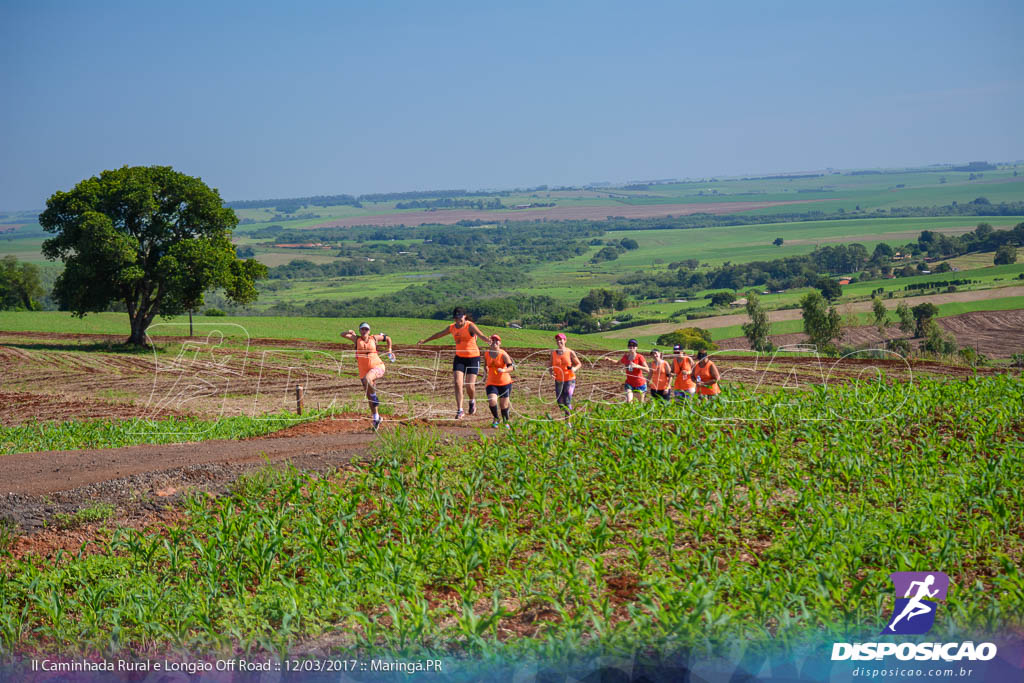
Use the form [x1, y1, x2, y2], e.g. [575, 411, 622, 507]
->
[419, 307, 489, 419]
[617, 339, 650, 403]
[693, 350, 721, 400]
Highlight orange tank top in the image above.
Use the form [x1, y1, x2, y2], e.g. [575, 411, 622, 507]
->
[694, 361, 720, 395]
[551, 350, 575, 381]
[485, 351, 512, 386]
[449, 323, 479, 358]
[673, 356, 696, 391]
[356, 336, 384, 378]
[649, 359, 670, 391]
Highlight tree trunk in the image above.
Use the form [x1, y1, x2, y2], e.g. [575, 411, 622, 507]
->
[189, 309, 193, 337]
[127, 312, 150, 346]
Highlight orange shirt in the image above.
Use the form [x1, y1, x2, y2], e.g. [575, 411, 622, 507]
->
[649, 359, 670, 391]
[619, 353, 647, 388]
[485, 351, 513, 386]
[449, 323, 480, 358]
[694, 360, 721, 395]
[672, 355, 696, 391]
[355, 336, 384, 378]
[551, 350, 576, 381]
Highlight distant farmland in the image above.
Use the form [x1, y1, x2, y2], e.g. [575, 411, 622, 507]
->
[303, 199, 834, 229]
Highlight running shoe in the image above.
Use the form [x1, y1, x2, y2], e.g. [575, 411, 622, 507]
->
[456, 409, 465, 420]
[468, 400, 476, 415]
[491, 420, 500, 429]
[372, 415, 382, 431]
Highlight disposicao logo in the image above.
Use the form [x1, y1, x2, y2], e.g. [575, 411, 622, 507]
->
[883, 571, 949, 635]
[831, 571, 998, 662]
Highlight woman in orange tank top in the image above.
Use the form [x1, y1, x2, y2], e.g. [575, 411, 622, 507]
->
[419, 307, 489, 419]
[669, 344, 696, 400]
[484, 335, 515, 427]
[692, 350, 721, 399]
[342, 322, 393, 430]
[549, 333, 581, 415]
[647, 349, 672, 401]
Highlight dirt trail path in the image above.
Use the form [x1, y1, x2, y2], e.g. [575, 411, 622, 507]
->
[604, 286, 1024, 338]
[2, 422, 480, 497]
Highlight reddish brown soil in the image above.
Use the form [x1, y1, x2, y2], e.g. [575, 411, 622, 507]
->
[306, 199, 833, 229]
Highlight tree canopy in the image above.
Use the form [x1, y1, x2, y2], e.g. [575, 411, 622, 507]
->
[39, 166, 267, 345]
[800, 291, 841, 353]
[0, 256, 45, 310]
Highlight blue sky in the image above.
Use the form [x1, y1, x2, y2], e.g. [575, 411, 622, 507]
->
[1, 0, 1021, 209]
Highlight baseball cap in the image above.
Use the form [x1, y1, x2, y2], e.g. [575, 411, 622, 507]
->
[489, 334, 501, 342]
[359, 322, 371, 330]
[627, 339, 639, 346]
[554, 333, 567, 341]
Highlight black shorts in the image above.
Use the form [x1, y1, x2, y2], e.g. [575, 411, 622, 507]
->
[651, 389, 671, 401]
[453, 356, 481, 375]
[486, 384, 512, 399]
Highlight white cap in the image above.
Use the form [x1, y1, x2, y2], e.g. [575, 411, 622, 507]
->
[359, 322, 371, 330]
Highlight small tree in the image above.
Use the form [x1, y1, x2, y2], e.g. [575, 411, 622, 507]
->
[896, 301, 915, 334]
[656, 327, 717, 352]
[922, 320, 956, 356]
[773, 237, 784, 247]
[709, 291, 735, 307]
[911, 302, 940, 338]
[742, 293, 773, 352]
[0, 256, 45, 310]
[800, 291, 841, 354]
[815, 277, 842, 301]
[871, 296, 888, 334]
[994, 244, 1018, 265]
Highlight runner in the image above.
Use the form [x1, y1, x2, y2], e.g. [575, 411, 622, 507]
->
[550, 333, 582, 415]
[484, 334, 515, 427]
[669, 344, 696, 401]
[341, 322, 393, 430]
[618, 339, 649, 403]
[692, 350, 721, 400]
[418, 307, 487, 419]
[647, 348, 672, 401]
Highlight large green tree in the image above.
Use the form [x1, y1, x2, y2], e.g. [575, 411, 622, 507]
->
[39, 166, 267, 345]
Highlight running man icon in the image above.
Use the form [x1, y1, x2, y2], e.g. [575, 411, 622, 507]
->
[883, 571, 950, 635]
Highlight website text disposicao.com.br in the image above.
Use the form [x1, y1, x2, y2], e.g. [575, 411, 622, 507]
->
[849, 665, 978, 678]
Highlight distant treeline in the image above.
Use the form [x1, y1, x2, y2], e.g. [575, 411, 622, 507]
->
[264, 223, 602, 279]
[226, 194, 362, 211]
[395, 198, 505, 210]
[358, 189, 511, 202]
[601, 200, 1024, 233]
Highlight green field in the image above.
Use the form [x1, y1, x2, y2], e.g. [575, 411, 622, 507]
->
[0, 311, 605, 349]
[1, 376, 1021, 657]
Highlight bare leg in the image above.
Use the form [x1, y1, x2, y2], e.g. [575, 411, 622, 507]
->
[465, 372, 477, 402]
[453, 370, 465, 413]
[363, 378, 379, 417]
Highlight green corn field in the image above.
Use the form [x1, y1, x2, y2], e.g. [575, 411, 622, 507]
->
[0, 376, 1021, 660]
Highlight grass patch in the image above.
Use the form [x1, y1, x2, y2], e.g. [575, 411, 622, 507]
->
[51, 503, 116, 530]
[0, 411, 333, 455]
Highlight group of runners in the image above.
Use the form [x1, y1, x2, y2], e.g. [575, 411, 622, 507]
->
[342, 307, 721, 429]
